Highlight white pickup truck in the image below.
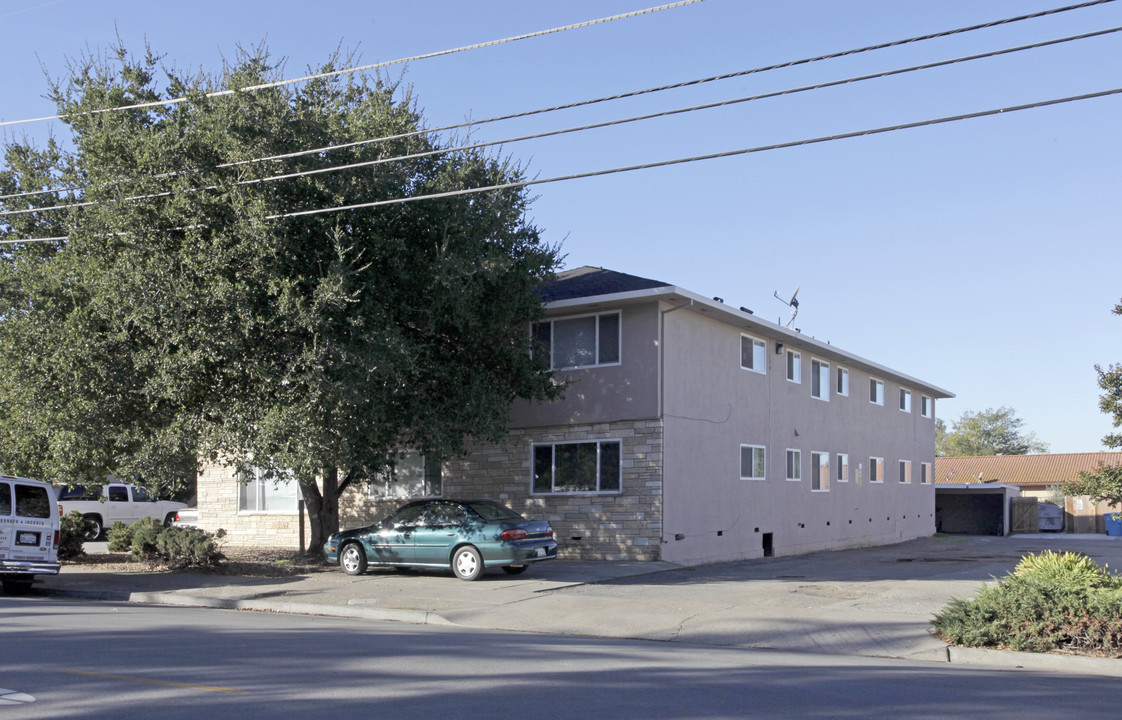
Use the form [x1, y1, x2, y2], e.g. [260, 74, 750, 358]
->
[57, 483, 188, 540]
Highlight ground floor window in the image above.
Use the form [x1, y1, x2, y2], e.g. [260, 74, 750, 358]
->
[869, 457, 884, 484]
[811, 452, 830, 491]
[740, 445, 766, 480]
[239, 467, 298, 513]
[786, 449, 802, 481]
[368, 452, 442, 499]
[921, 462, 932, 484]
[533, 440, 622, 493]
[899, 460, 912, 484]
[836, 453, 849, 483]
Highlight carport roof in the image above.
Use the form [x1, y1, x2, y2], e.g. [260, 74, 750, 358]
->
[935, 453, 1122, 487]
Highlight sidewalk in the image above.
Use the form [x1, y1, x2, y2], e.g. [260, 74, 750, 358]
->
[35, 533, 1122, 677]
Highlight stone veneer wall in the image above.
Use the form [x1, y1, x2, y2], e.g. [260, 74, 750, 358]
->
[203, 418, 664, 559]
[196, 461, 304, 548]
[450, 419, 665, 561]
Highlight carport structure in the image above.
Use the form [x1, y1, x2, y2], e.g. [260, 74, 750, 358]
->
[935, 483, 1020, 536]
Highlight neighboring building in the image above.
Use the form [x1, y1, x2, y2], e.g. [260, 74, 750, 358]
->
[198, 267, 953, 563]
[935, 453, 1122, 533]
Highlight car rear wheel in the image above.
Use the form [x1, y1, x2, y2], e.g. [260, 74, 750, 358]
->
[452, 546, 483, 581]
[163, 512, 177, 527]
[340, 543, 368, 576]
[502, 564, 529, 575]
[82, 515, 102, 541]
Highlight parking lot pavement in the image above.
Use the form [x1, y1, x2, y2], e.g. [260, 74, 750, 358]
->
[35, 534, 1122, 676]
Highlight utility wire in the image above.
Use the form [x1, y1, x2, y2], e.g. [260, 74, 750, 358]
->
[2, 0, 1113, 204]
[4, 24, 1119, 219]
[0, 1, 703, 129]
[5, 86, 1119, 244]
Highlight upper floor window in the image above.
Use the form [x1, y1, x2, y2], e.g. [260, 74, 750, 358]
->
[740, 334, 767, 374]
[836, 453, 849, 483]
[368, 452, 442, 499]
[533, 440, 621, 494]
[786, 349, 801, 383]
[921, 462, 932, 485]
[921, 395, 933, 418]
[811, 359, 830, 400]
[786, 449, 802, 481]
[836, 367, 849, 396]
[870, 378, 884, 405]
[740, 445, 766, 481]
[899, 460, 912, 484]
[811, 451, 830, 492]
[532, 312, 620, 370]
[900, 389, 912, 413]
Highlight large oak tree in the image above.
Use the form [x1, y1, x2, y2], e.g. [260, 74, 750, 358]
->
[0, 44, 561, 550]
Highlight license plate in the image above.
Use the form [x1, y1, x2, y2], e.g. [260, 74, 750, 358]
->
[534, 547, 546, 557]
[16, 531, 40, 546]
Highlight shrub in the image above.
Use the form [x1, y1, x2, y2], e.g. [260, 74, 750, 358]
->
[58, 511, 91, 561]
[933, 552, 1122, 657]
[1014, 550, 1113, 588]
[113, 519, 226, 570]
[106, 520, 138, 552]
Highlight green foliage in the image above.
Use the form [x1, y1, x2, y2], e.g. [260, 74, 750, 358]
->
[1061, 464, 1122, 515]
[1014, 550, 1112, 588]
[109, 517, 227, 569]
[0, 42, 561, 546]
[58, 510, 91, 561]
[1096, 299, 1122, 449]
[933, 552, 1122, 656]
[936, 406, 1049, 457]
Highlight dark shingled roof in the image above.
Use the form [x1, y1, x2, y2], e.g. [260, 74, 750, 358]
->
[537, 266, 671, 302]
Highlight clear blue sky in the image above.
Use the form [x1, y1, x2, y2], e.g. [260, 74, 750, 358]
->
[3, 0, 1120, 453]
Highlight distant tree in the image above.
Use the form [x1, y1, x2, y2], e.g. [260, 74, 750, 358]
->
[0, 43, 561, 551]
[1063, 298, 1122, 512]
[936, 407, 1049, 457]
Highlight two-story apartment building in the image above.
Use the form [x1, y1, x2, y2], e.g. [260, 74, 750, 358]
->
[197, 266, 953, 564]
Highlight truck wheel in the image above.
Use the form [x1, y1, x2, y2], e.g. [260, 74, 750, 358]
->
[2, 579, 33, 595]
[164, 512, 177, 527]
[82, 515, 103, 540]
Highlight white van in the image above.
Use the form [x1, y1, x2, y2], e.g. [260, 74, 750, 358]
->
[0, 474, 61, 594]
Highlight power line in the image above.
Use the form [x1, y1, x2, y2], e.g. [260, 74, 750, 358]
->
[1, 0, 1113, 205]
[4, 24, 1119, 219]
[0, 1, 704, 129]
[5, 86, 1119, 245]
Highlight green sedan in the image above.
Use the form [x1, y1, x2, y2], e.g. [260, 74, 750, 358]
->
[323, 499, 558, 581]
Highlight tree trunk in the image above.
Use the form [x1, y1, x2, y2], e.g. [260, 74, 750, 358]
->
[298, 468, 340, 555]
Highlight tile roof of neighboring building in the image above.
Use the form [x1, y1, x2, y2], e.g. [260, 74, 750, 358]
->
[537, 266, 670, 302]
[934, 453, 1122, 487]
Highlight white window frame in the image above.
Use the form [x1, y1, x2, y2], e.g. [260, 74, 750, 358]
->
[786, 349, 802, 384]
[921, 395, 933, 418]
[532, 439, 622, 495]
[811, 451, 830, 492]
[870, 378, 884, 406]
[836, 453, 849, 483]
[367, 452, 442, 500]
[238, 466, 298, 514]
[921, 462, 932, 485]
[836, 366, 849, 396]
[811, 358, 830, 401]
[899, 460, 912, 484]
[870, 457, 884, 484]
[533, 311, 621, 370]
[740, 334, 767, 374]
[740, 444, 766, 481]
[900, 389, 912, 413]
[786, 449, 802, 482]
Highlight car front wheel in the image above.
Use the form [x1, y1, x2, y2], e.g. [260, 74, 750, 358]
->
[452, 546, 483, 581]
[340, 543, 368, 576]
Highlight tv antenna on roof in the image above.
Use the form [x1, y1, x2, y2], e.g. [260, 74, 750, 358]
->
[773, 285, 800, 328]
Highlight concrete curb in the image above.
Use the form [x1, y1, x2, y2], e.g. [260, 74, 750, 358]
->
[126, 591, 457, 625]
[947, 646, 1122, 677]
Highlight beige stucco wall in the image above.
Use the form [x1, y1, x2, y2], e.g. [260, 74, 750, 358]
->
[196, 461, 304, 548]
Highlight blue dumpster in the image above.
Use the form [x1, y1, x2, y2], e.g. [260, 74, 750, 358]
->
[1105, 512, 1122, 537]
